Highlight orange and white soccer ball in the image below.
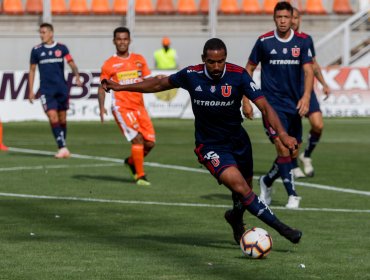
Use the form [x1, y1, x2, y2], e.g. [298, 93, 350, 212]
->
[240, 227, 273, 259]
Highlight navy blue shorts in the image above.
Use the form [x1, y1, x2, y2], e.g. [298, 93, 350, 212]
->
[194, 128, 253, 183]
[307, 92, 321, 116]
[263, 111, 303, 144]
[40, 92, 69, 112]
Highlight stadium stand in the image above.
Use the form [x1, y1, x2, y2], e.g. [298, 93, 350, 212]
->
[91, 0, 112, 14]
[332, 0, 353, 14]
[177, 0, 198, 15]
[218, 0, 240, 14]
[241, 0, 262, 14]
[69, 0, 89, 14]
[156, 0, 175, 14]
[135, 0, 154, 14]
[305, 0, 327, 14]
[2, 0, 24, 14]
[112, 0, 127, 14]
[262, 0, 278, 14]
[199, 0, 208, 14]
[51, 0, 68, 14]
[25, 0, 42, 14]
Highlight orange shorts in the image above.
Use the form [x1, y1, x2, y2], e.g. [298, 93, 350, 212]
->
[112, 106, 155, 143]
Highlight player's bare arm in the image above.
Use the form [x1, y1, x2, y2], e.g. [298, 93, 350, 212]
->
[312, 58, 330, 99]
[297, 63, 314, 116]
[242, 96, 254, 120]
[97, 85, 107, 123]
[28, 64, 37, 104]
[254, 97, 297, 150]
[102, 76, 175, 93]
[68, 60, 82, 87]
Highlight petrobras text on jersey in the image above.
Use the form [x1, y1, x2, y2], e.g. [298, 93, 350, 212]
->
[269, 59, 300, 65]
[193, 99, 235, 107]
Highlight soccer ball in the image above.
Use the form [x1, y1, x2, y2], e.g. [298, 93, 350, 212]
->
[240, 227, 273, 259]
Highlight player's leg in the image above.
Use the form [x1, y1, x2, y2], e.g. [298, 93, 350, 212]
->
[46, 109, 69, 158]
[0, 121, 9, 151]
[300, 111, 323, 177]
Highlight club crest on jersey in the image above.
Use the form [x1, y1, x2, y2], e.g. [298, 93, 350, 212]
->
[210, 86, 216, 93]
[221, 85, 232, 97]
[55, 50, 62, 57]
[204, 151, 220, 167]
[291, 47, 300, 57]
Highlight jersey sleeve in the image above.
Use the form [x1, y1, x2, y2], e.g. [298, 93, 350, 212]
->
[30, 48, 38, 65]
[168, 67, 188, 89]
[307, 35, 316, 58]
[248, 39, 262, 65]
[100, 62, 111, 82]
[241, 70, 264, 101]
[301, 38, 313, 65]
[61, 44, 73, 62]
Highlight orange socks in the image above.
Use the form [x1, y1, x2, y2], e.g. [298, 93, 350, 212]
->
[131, 144, 145, 178]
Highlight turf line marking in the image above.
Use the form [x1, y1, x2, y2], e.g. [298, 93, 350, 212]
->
[0, 192, 369, 213]
[7, 147, 370, 197]
[0, 163, 120, 172]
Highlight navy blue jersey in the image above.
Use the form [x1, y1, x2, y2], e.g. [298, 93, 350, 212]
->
[249, 30, 313, 114]
[169, 63, 264, 145]
[30, 42, 71, 94]
[300, 32, 317, 99]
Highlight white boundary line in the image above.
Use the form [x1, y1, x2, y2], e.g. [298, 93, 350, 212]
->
[0, 192, 369, 213]
[6, 147, 370, 197]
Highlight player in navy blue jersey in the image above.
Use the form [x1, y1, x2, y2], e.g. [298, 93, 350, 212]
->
[102, 38, 303, 245]
[291, 7, 330, 178]
[28, 23, 82, 159]
[244, 1, 314, 209]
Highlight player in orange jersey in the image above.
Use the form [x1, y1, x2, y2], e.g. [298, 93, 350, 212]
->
[98, 27, 155, 186]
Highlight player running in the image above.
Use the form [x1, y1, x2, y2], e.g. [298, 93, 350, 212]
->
[102, 38, 303, 245]
[98, 27, 155, 186]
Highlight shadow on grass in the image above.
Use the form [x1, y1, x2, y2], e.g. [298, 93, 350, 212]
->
[72, 174, 133, 184]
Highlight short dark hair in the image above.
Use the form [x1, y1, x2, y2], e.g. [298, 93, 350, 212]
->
[113, 27, 130, 38]
[293, 7, 301, 16]
[40, 22, 53, 32]
[274, 1, 293, 16]
[203, 38, 227, 57]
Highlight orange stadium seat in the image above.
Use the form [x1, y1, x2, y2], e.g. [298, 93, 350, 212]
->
[262, 0, 278, 14]
[112, 0, 128, 14]
[25, 0, 43, 14]
[332, 0, 353, 14]
[177, 0, 198, 14]
[156, 0, 175, 14]
[51, 0, 68, 14]
[91, 0, 112, 14]
[2, 0, 24, 14]
[199, 0, 209, 14]
[69, 0, 89, 14]
[241, 0, 262, 14]
[218, 0, 240, 14]
[135, 0, 154, 14]
[305, 0, 326, 14]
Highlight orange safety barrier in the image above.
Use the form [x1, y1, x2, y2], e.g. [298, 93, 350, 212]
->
[2, 0, 24, 14]
[218, 0, 240, 14]
[332, 0, 353, 14]
[178, 0, 198, 14]
[289, 0, 303, 10]
[51, 0, 68, 14]
[305, 0, 326, 14]
[0, 122, 8, 151]
[262, 0, 278, 14]
[199, 0, 208, 14]
[91, 0, 112, 14]
[241, 0, 262, 14]
[25, 0, 43, 14]
[135, 0, 154, 14]
[112, 0, 127, 14]
[69, 0, 89, 14]
[156, 0, 175, 14]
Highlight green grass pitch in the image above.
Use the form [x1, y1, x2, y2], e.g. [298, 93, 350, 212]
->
[0, 118, 369, 280]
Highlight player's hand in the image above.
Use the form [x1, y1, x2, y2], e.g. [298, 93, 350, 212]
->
[322, 85, 330, 100]
[279, 133, 298, 151]
[101, 79, 121, 92]
[28, 92, 35, 104]
[242, 102, 254, 120]
[296, 96, 310, 117]
[99, 107, 107, 123]
[75, 76, 83, 87]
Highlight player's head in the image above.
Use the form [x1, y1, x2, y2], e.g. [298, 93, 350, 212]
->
[273, 1, 293, 34]
[39, 23, 54, 44]
[113, 27, 131, 56]
[202, 38, 227, 81]
[291, 7, 301, 32]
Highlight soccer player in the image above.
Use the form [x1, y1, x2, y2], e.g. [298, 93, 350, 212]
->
[291, 7, 330, 177]
[98, 27, 155, 186]
[244, 1, 314, 209]
[102, 38, 303, 245]
[29, 23, 82, 159]
[0, 121, 8, 151]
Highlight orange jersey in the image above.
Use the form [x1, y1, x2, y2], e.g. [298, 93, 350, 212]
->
[100, 53, 151, 109]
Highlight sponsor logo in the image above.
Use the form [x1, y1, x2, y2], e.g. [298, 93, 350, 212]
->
[193, 99, 234, 107]
[270, 49, 277, 54]
[195, 85, 202, 92]
[221, 85, 232, 97]
[250, 81, 260, 91]
[204, 151, 220, 167]
[292, 47, 300, 57]
[112, 63, 123, 68]
[210, 86, 216, 93]
[117, 70, 139, 80]
[48, 50, 52, 56]
[39, 58, 64, 64]
[283, 48, 288, 54]
[269, 60, 300, 65]
[41, 52, 46, 57]
[308, 49, 313, 57]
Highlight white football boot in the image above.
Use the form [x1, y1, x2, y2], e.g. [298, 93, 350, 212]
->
[55, 147, 71, 159]
[258, 176, 272, 205]
[292, 167, 306, 179]
[285, 195, 302, 209]
[299, 153, 314, 177]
